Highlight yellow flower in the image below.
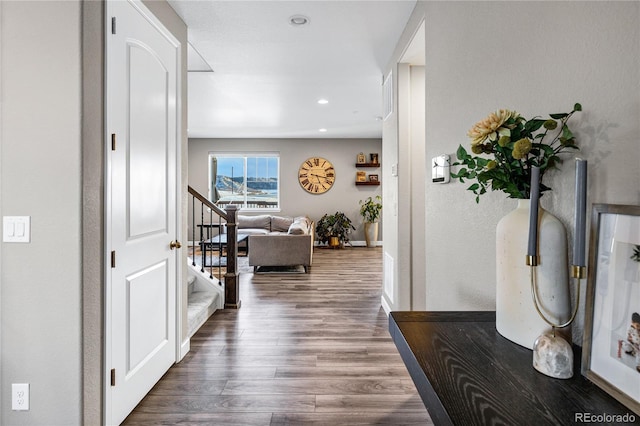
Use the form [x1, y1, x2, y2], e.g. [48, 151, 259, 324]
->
[498, 135, 510, 147]
[467, 109, 518, 146]
[512, 138, 532, 159]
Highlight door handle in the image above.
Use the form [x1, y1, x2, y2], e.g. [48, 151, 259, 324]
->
[169, 240, 182, 250]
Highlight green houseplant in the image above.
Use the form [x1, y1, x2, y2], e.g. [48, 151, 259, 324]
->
[359, 196, 382, 248]
[359, 196, 382, 223]
[315, 212, 356, 248]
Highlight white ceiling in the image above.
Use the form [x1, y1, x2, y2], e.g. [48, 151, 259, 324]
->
[167, 1, 417, 139]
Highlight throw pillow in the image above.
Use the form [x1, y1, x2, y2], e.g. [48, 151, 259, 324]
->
[288, 222, 307, 235]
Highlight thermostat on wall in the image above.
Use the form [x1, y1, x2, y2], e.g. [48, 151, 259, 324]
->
[431, 154, 450, 183]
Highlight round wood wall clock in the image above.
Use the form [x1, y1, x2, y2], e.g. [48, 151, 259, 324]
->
[298, 157, 335, 194]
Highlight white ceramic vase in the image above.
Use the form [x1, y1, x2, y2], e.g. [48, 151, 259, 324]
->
[496, 199, 572, 350]
[364, 222, 378, 248]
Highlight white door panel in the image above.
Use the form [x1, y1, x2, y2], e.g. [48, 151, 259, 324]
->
[126, 260, 169, 373]
[106, 1, 180, 424]
[128, 42, 169, 237]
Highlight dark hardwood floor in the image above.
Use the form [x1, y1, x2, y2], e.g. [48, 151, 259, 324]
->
[123, 247, 432, 425]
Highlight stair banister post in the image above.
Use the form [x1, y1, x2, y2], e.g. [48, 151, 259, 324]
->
[223, 204, 241, 309]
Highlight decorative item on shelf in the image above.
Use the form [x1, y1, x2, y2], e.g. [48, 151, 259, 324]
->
[370, 153, 379, 164]
[582, 203, 640, 416]
[452, 103, 582, 351]
[359, 195, 382, 248]
[529, 160, 587, 379]
[315, 212, 355, 248]
[357, 152, 366, 164]
[356, 171, 367, 182]
[368, 174, 379, 183]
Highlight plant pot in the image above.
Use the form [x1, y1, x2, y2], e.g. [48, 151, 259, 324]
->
[364, 222, 378, 248]
[496, 199, 571, 349]
[328, 236, 340, 248]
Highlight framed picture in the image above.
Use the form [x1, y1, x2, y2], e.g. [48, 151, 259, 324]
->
[356, 171, 367, 182]
[582, 203, 640, 416]
[357, 152, 366, 164]
[370, 153, 379, 164]
[368, 174, 379, 182]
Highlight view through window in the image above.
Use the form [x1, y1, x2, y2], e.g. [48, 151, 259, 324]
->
[210, 154, 279, 210]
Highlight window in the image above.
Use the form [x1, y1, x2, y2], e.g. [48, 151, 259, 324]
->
[209, 153, 280, 210]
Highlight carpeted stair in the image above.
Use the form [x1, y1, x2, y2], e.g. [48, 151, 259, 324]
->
[186, 272, 221, 338]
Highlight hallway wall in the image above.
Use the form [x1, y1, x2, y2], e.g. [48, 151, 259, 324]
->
[0, 1, 187, 424]
[384, 1, 640, 344]
[1, 2, 82, 424]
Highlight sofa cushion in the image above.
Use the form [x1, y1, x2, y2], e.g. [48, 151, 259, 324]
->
[238, 215, 271, 230]
[240, 228, 270, 236]
[271, 216, 294, 232]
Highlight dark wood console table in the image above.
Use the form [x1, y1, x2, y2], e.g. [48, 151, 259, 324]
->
[389, 311, 636, 426]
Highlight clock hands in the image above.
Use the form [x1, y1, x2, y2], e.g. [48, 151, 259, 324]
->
[310, 173, 328, 183]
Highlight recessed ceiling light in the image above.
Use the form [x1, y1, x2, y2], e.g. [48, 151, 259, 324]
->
[317, 99, 329, 105]
[319, 128, 328, 133]
[289, 15, 310, 26]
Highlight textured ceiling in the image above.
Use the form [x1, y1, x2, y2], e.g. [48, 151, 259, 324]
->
[167, 0, 417, 138]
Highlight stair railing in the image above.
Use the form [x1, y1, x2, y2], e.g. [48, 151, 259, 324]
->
[187, 185, 240, 309]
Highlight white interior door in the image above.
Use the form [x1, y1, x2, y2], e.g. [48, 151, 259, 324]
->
[106, 1, 180, 424]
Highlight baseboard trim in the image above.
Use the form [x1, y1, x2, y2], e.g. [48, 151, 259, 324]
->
[315, 240, 382, 247]
[178, 338, 190, 361]
[381, 296, 392, 315]
[349, 240, 382, 247]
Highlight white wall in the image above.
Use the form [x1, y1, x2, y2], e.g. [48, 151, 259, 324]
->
[385, 1, 640, 344]
[0, 1, 187, 424]
[188, 138, 383, 243]
[1, 2, 82, 424]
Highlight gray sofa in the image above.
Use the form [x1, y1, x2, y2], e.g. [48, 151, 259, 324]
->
[235, 215, 314, 273]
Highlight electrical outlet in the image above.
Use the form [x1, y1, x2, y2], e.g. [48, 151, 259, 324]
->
[12, 383, 29, 411]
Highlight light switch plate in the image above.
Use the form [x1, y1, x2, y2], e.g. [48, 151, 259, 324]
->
[3, 216, 31, 243]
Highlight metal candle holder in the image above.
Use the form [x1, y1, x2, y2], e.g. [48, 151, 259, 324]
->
[528, 159, 587, 379]
[528, 261, 583, 379]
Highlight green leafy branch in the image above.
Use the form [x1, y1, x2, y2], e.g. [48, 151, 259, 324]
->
[451, 103, 582, 203]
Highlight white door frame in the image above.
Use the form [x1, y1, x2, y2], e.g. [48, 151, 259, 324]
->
[104, 1, 183, 424]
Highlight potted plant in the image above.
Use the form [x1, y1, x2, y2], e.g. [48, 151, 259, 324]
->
[315, 212, 356, 248]
[359, 196, 382, 248]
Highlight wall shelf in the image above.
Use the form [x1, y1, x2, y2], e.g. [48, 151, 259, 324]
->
[355, 163, 380, 168]
[355, 181, 380, 186]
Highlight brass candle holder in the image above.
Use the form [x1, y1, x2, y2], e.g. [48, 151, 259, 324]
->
[529, 258, 583, 379]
